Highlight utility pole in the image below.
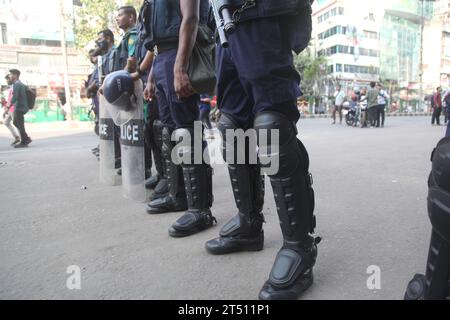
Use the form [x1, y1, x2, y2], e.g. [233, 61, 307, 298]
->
[419, 0, 436, 112]
[419, 0, 424, 112]
[59, 0, 72, 120]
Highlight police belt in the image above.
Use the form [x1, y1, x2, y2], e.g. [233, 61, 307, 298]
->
[154, 41, 178, 55]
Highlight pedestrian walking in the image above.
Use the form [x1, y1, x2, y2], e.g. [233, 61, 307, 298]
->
[431, 87, 443, 126]
[7, 69, 31, 148]
[3, 75, 20, 146]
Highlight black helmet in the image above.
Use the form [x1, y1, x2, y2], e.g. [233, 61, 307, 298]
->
[103, 70, 134, 111]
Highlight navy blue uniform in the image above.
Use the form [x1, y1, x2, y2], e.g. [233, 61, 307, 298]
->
[145, 0, 216, 237]
[153, 48, 200, 129]
[216, 17, 301, 127]
[206, 0, 319, 301]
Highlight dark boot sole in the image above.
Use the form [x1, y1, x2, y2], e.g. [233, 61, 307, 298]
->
[206, 235, 264, 255]
[145, 179, 161, 190]
[258, 271, 314, 300]
[149, 192, 169, 202]
[145, 184, 159, 190]
[146, 205, 187, 215]
[168, 223, 214, 238]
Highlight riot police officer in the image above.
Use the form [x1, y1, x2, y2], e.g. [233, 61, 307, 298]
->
[205, 0, 320, 300]
[144, 0, 216, 237]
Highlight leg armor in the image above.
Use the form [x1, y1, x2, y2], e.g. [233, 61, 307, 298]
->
[425, 137, 450, 299]
[146, 120, 166, 192]
[205, 113, 265, 254]
[405, 137, 450, 300]
[168, 127, 217, 237]
[114, 124, 121, 168]
[200, 107, 213, 130]
[144, 118, 153, 177]
[146, 126, 187, 214]
[152, 119, 166, 180]
[254, 111, 320, 300]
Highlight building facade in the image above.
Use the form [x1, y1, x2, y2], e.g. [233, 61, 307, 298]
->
[0, 0, 91, 101]
[422, 0, 450, 92]
[312, 0, 382, 94]
[312, 0, 438, 109]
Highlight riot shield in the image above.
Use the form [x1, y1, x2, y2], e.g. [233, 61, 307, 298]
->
[99, 94, 121, 186]
[116, 79, 148, 202]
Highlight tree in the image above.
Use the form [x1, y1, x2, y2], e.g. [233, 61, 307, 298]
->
[74, 0, 144, 49]
[123, 0, 143, 9]
[294, 51, 327, 96]
[74, 0, 118, 49]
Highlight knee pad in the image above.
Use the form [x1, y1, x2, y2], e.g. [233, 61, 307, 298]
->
[218, 113, 240, 165]
[254, 111, 309, 178]
[255, 112, 316, 238]
[218, 113, 258, 165]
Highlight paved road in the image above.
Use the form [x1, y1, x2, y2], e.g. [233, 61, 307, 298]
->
[0, 117, 446, 300]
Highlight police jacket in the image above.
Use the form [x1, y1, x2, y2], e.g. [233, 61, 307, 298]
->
[115, 26, 138, 71]
[139, 0, 210, 50]
[213, 0, 313, 54]
[100, 47, 116, 78]
[139, 0, 312, 54]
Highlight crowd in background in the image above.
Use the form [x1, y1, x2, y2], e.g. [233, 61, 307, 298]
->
[297, 83, 450, 129]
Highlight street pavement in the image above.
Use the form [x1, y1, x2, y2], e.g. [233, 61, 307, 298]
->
[0, 117, 446, 300]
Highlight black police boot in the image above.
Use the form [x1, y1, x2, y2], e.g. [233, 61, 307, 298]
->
[206, 165, 265, 255]
[145, 139, 165, 190]
[206, 113, 265, 253]
[258, 171, 320, 300]
[149, 178, 169, 201]
[146, 159, 187, 214]
[145, 174, 160, 190]
[254, 111, 320, 300]
[146, 127, 187, 214]
[148, 119, 169, 196]
[168, 128, 216, 237]
[168, 163, 216, 237]
[259, 237, 320, 300]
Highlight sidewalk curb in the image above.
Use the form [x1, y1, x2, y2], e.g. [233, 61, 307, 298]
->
[302, 112, 432, 119]
[21, 121, 94, 133]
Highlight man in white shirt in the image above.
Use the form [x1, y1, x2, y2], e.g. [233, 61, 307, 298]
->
[332, 85, 345, 125]
[376, 84, 389, 128]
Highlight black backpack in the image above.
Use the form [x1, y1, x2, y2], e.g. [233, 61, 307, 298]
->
[26, 86, 36, 109]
